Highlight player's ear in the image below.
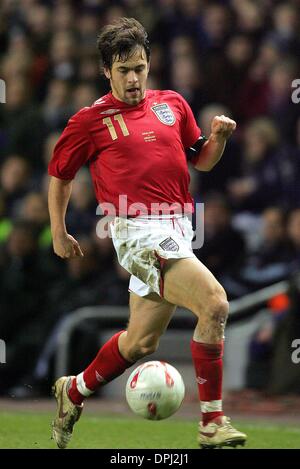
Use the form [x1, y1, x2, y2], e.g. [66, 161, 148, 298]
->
[104, 67, 111, 80]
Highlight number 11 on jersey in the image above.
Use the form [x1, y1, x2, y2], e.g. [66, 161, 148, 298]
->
[103, 114, 129, 140]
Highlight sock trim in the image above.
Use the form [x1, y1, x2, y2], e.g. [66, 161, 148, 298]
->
[200, 399, 222, 413]
[76, 372, 93, 397]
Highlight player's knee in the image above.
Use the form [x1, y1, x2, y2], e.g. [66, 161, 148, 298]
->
[138, 334, 160, 357]
[206, 289, 229, 325]
[193, 285, 229, 321]
[128, 335, 160, 361]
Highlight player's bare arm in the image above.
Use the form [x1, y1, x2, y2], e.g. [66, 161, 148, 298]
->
[48, 176, 84, 259]
[193, 115, 237, 171]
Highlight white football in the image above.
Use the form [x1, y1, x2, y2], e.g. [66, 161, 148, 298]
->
[125, 361, 185, 420]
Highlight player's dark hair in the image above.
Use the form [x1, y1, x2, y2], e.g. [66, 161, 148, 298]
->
[97, 17, 150, 71]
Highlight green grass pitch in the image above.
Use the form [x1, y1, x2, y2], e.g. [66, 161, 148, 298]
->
[0, 412, 300, 449]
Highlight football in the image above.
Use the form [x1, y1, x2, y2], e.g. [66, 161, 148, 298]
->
[125, 361, 185, 420]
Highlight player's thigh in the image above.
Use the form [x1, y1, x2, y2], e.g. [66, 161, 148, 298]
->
[163, 257, 227, 314]
[126, 292, 176, 345]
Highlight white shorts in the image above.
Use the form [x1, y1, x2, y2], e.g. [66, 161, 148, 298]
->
[110, 215, 196, 297]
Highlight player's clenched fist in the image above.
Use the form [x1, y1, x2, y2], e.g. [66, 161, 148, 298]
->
[53, 233, 84, 259]
[211, 115, 237, 140]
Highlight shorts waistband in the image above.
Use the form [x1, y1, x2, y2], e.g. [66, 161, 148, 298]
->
[123, 214, 186, 220]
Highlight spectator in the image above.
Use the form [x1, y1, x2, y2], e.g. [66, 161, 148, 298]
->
[240, 207, 291, 289]
[249, 207, 290, 267]
[267, 59, 300, 142]
[227, 117, 281, 212]
[66, 168, 97, 237]
[286, 208, 300, 268]
[0, 191, 12, 244]
[72, 82, 98, 113]
[42, 79, 73, 132]
[48, 237, 103, 317]
[195, 194, 246, 284]
[18, 192, 51, 248]
[49, 31, 77, 82]
[0, 155, 31, 217]
[0, 77, 45, 167]
[0, 221, 57, 393]
[171, 55, 206, 113]
[269, 2, 300, 56]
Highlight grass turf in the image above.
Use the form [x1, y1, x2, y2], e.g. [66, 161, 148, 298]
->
[0, 411, 299, 449]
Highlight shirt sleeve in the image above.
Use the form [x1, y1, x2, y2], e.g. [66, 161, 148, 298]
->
[48, 112, 96, 180]
[179, 95, 201, 149]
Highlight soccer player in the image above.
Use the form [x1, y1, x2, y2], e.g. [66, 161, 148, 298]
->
[48, 17, 247, 449]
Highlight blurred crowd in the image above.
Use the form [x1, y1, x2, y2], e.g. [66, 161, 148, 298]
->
[1, 0, 300, 396]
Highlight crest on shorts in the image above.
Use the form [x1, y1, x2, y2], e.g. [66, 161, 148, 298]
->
[159, 237, 179, 252]
[151, 103, 176, 126]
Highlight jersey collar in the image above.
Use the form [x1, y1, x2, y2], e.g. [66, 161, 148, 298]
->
[108, 90, 148, 110]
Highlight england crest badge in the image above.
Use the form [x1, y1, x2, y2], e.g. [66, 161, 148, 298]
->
[151, 103, 176, 126]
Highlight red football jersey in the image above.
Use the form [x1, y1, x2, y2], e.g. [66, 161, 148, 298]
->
[48, 89, 201, 215]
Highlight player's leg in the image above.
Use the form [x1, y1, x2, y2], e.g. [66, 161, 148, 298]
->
[163, 257, 228, 343]
[163, 257, 227, 423]
[118, 292, 176, 362]
[162, 257, 246, 448]
[52, 292, 175, 448]
[68, 292, 175, 403]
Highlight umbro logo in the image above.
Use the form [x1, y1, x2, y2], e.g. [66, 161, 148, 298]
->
[95, 371, 105, 383]
[197, 376, 207, 384]
[100, 109, 120, 115]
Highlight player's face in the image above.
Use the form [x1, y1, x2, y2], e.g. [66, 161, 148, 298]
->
[105, 47, 149, 105]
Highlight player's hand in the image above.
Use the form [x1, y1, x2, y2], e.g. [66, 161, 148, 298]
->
[210, 115, 237, 140]
[52, 232, 84, 259]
